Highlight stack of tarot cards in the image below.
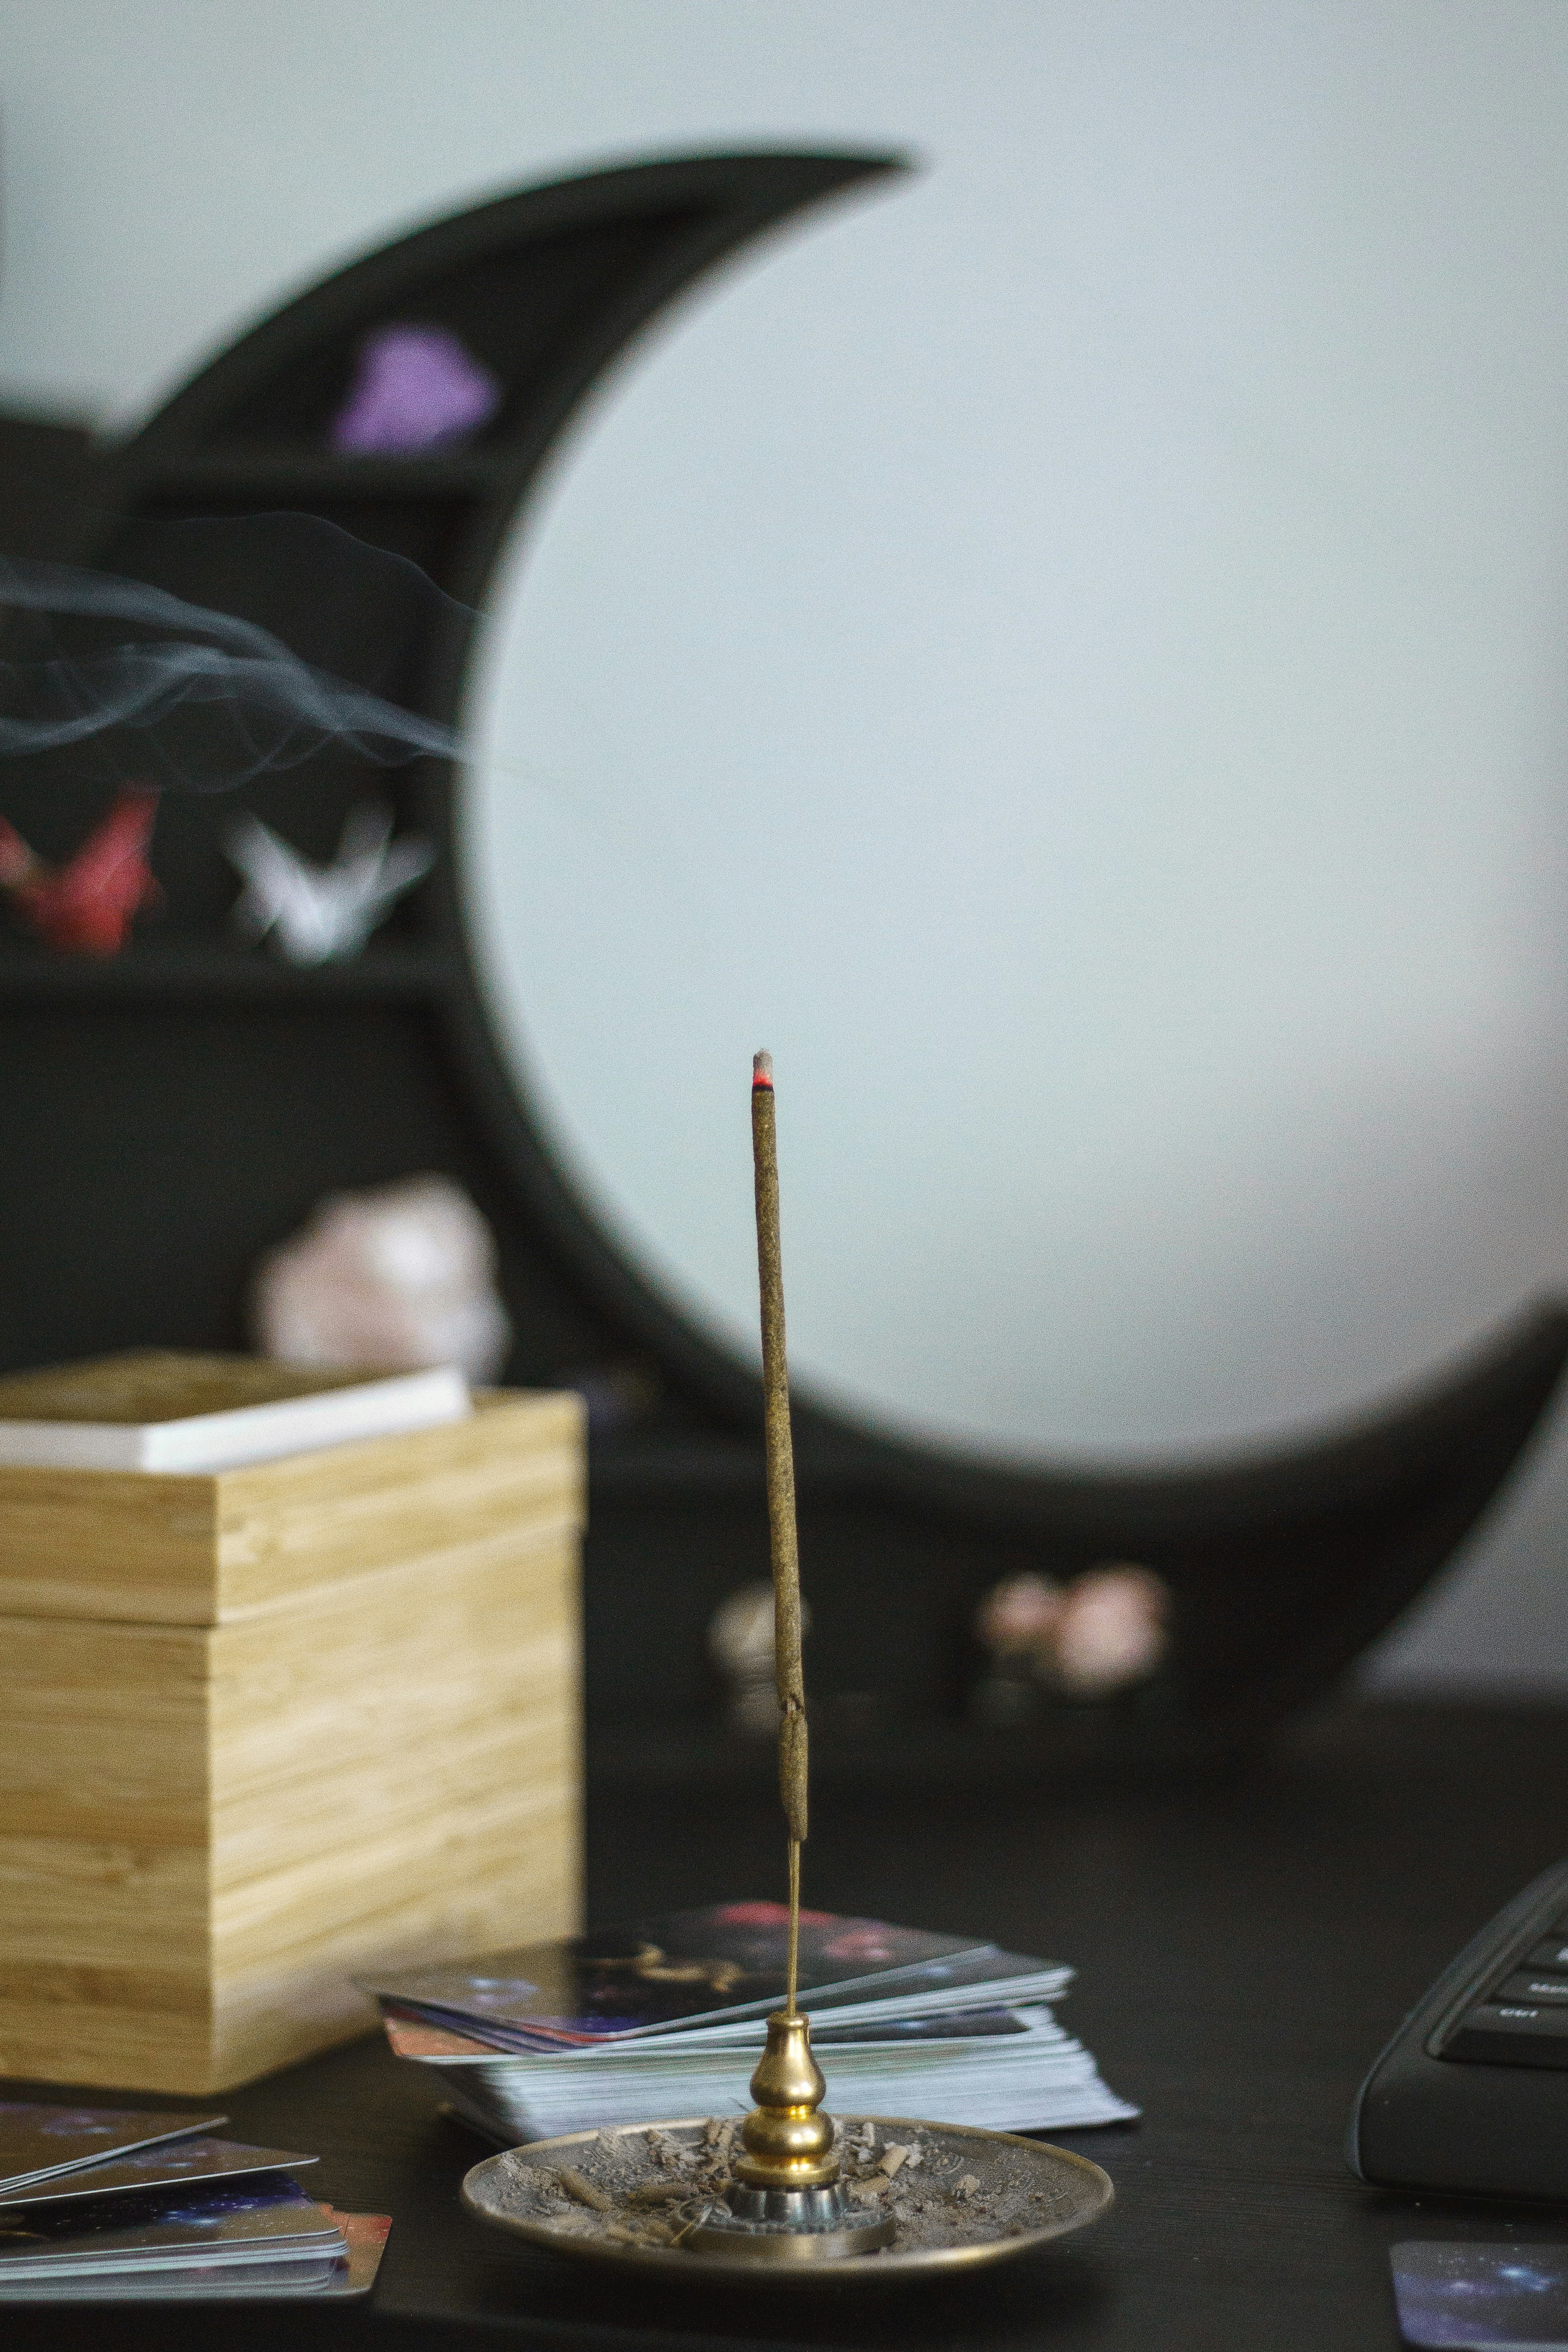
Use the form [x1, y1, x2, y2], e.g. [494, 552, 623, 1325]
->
[368, 1904, 1138, 2145]
[0, 2102, 390, 2302]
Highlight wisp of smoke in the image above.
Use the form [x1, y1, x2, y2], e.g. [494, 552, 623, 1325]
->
[0, 544, 463, 787]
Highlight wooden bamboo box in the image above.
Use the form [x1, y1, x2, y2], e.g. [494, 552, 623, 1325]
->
[0, 1390, 584, 2094]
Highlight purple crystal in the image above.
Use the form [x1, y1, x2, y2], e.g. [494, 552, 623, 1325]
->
[331, 324, 502, 455]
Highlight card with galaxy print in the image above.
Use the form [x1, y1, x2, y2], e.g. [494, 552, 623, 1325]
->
[1392, 2240, 1568, 2348]
[0, 2103, 225, 2195]
[0, 2175, 341, 2279]
[0, 2137, 317, 2210]
[367, 1904, 1005, 2048]
[0, 2210, 390, 2302]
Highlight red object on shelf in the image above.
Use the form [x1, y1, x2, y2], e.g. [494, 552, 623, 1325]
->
[0, 786, 161, 954]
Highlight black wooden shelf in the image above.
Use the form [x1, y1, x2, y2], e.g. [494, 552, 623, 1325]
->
[6, 153, 1566, 1782]
[133, 448, 511, 500]
[0, 941, 457, 1003]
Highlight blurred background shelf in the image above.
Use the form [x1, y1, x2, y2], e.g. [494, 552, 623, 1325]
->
[134, 450, 513, 499]
[3, 154, 1565, 1786]
[584, 1705, 1220, 1791]
[0, 942, 458, 1003]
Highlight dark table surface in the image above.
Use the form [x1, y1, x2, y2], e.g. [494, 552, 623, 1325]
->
[10, 1698, 1568, 2352]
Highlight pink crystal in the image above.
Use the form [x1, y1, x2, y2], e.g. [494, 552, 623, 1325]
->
[331, 325, 502, 455]
[252, 1174, 511, 1380]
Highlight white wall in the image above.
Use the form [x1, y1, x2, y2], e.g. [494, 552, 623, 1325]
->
[4, 1, 1568, 1689]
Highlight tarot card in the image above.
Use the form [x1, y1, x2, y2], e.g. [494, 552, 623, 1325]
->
[814, 2005, 1033, 2045]
[0, 2251, 343, 2300]
[328, 2207, 392, 2297]
[382, 1997, 1035, 2062]
[368, 1905, 1003, 2048]
[1392, 2240, 1568, 2348]
[0, 2175, 343, 2277]
[0, 2102, 225, 2195]
[0, 2136, 318, 2209]
[380, 2008, 497, 2059]
[0, 2211, 390, 2302]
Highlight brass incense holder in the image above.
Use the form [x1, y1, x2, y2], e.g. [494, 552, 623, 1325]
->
[682, 2008, 894, 2257]
[462, 2115, 1113, 2284]
[664, 1051, 884, 2262]
[463, 1055, 1114, 2286]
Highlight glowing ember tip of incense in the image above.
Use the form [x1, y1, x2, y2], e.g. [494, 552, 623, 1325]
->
[752, 1050, 774, 1089]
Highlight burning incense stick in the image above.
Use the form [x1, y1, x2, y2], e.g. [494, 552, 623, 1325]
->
[751, 1049, 808, 2014]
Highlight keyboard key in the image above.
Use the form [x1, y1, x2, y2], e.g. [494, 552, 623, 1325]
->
[1528, 1938, 1568, 1971]
[1499, 1973, 1568, 2003]
[1445, 2003, 1568, 2067]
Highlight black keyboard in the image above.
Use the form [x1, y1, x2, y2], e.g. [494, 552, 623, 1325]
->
[1351, 1860, 1568, 2199]
[1435, 1903, 1568, 2066]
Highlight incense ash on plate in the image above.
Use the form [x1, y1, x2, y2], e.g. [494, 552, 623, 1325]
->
[463, 2115, 1111, 2282]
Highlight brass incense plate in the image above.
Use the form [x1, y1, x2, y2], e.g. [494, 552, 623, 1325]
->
[462, 2115, 1114, 2287]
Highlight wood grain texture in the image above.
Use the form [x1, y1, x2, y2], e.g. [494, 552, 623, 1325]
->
[0, 1348, 420, 1424]
[0, 1388, 584, 1622]
[0, 1388, 582, 2092]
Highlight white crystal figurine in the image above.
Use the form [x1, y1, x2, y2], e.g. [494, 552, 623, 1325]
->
[227, 803, 435, 963]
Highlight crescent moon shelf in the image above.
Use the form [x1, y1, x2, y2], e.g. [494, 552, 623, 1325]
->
[2, 151, 1564, 1773]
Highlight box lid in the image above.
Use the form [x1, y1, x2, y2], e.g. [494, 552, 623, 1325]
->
[0, 1351, 472, 1472]
[0, 1390, 584, 1626]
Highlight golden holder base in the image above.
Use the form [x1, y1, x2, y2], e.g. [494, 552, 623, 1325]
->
[462, 2114, 1114, 2289]
[664, 2004, 897, 2255]
[683, 2176, 895, 2260]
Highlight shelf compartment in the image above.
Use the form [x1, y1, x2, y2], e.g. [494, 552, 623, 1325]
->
[0, 941, 457, 1003]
